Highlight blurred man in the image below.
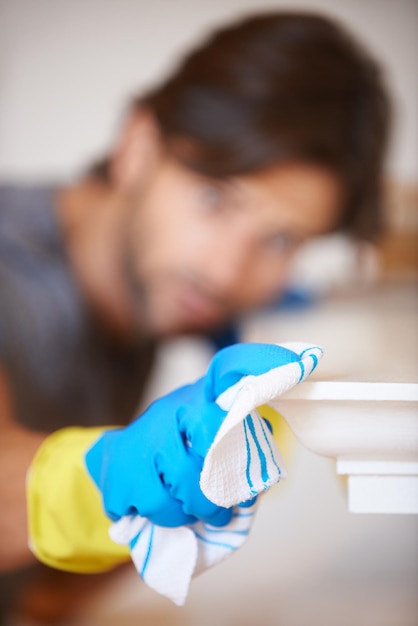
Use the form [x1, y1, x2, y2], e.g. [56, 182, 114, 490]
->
[0, 11, 390, 623]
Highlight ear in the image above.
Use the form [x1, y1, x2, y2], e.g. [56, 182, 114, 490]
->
[110, 109, 162, 191]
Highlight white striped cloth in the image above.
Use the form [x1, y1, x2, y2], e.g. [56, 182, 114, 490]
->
[110, 342, 323, 605]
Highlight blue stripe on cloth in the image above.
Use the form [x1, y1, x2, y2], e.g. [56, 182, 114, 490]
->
[247, 415, 269, 487]
[140, 524, 154, 577]
[299, 346, 323, 358]
[299, 346, 322, 373]
[243, 418, 256, 495]
[259, 418, 281, 478]
[201, 525, 250, 537]
[297, 359, 305, 383]
[194, 532, 239, 551]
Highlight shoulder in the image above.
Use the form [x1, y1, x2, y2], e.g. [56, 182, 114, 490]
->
[0, 184, 65, 318]
[0, 183, 82, 360]
[0, 184, 59, 254]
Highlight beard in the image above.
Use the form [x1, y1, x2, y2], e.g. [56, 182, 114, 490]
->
[118, 192, 248, 338]
[120, 237, 239, 338]
[120, 237, 155, 336]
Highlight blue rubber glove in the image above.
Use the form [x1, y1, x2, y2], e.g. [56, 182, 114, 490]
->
[85, 343, 300, 529]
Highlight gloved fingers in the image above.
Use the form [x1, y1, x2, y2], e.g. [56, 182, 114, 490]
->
[205, 343, 301, 400]
[237, 496, 257, 508]
[85, 432, 109, 490]
[101, 459, 197, 527]
[157, 443, 232, 527]
[204, 506, 233, 527]
[176, 401, 226, 459]
[146, 499, 198, 528]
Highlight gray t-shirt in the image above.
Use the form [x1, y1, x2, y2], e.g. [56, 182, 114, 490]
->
[0, 185, 156, 432]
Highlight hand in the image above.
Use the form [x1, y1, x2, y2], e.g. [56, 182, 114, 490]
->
[85, 343, 300, 528]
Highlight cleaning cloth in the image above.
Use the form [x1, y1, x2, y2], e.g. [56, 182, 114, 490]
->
[110, 342, 322, 605]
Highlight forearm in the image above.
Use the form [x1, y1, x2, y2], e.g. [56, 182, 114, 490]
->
[0, 421, 130, 574]
[0, 366, 129, 573]
[0, 423, 46, 571]
[24, 425, 129, 572]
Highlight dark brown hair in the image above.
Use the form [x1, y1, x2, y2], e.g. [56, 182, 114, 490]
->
[94, 12, 391, 238]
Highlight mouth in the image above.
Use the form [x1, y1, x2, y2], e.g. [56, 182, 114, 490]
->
[175, 281, 227, 327]
[129, 270, 231, 336]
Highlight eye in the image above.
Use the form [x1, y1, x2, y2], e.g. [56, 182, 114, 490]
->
[263, 232, 300, 255]
[199, 183, 226, 211]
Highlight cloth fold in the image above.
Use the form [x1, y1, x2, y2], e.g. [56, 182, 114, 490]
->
[110, 342, 322, 605]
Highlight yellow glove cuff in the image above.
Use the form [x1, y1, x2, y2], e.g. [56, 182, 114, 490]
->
[26, 426, 130, 573]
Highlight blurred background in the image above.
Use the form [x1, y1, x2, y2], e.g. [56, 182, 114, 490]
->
[0, 1, 417, 625]
[0, 0, 417, 288]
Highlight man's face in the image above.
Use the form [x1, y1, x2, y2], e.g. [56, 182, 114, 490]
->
[123, 156, 341, 336]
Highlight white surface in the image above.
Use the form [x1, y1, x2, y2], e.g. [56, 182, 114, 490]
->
[337, 460, 418, 475]
[277, 380, 418, 402]
[347, 475, 418, 514]
[272, 381, 418, 462]
[271, 380, 418, 513]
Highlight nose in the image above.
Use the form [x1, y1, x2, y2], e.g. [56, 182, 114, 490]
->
[204, 232, 253, 297]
